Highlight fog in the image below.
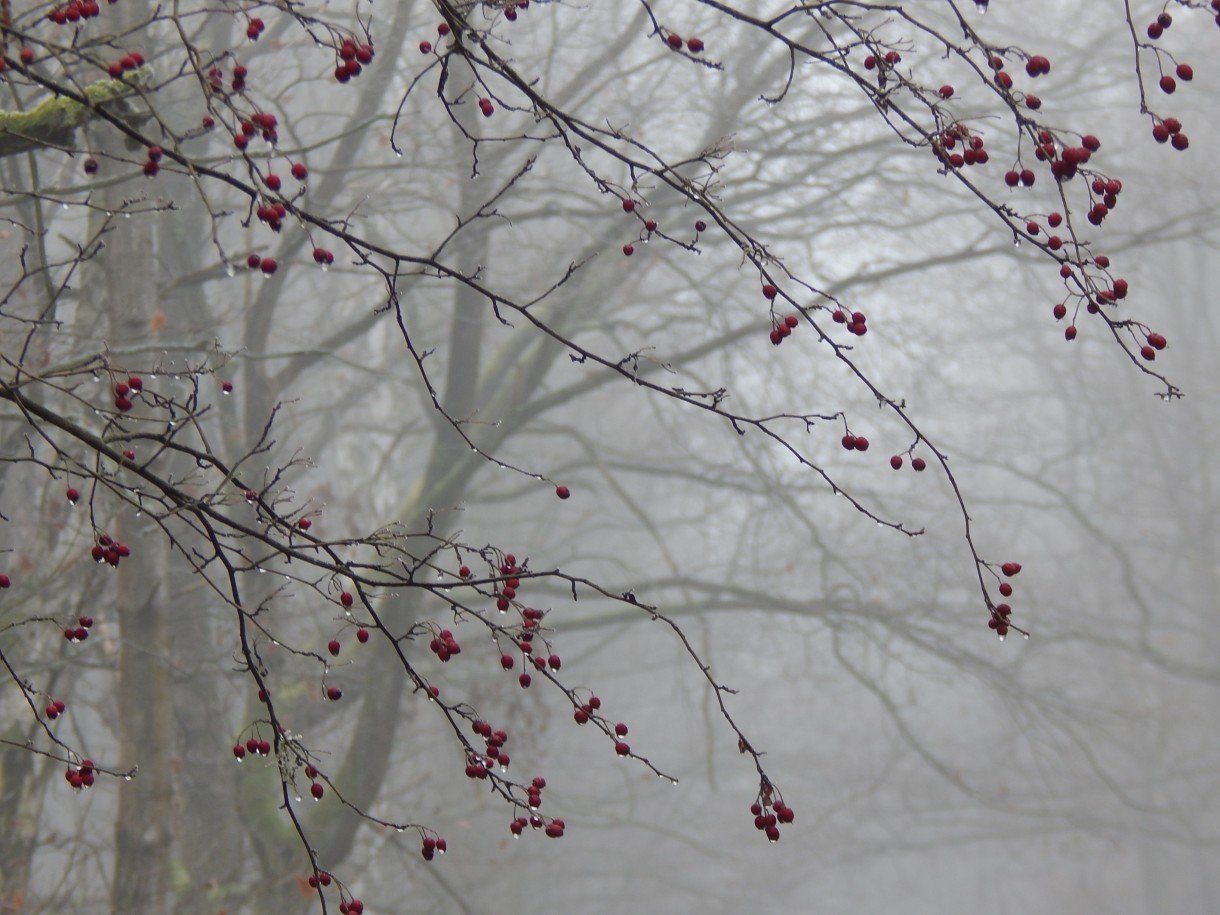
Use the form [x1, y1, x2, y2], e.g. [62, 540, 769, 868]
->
[1, 1, 1218, 913]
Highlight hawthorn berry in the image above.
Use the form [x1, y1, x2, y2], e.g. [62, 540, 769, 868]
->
[614, 741, 630, 756]
[666, 33, 683, 49]
[328, 640, 341, 657]
[687, 37, 704, 53]
[83, 157, 99, 175]
[622, 244, 634, 256]
[326, 686, 342, 701]
[555, 485, 571, 499]
[911, 457, 927, 472]
[1176, 63, 1193, 82]
[890, 455, 903, 470]
[356, 628, 370, 643]
[259, 257, 277, 275]
[694, 220, 706, 232]
[66, 487, 80, 503]
[310, 782, 324, 800]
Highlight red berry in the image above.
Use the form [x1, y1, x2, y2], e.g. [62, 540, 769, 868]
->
[1171, 133, 1189, 151]
[310, 782, 324, 799]
[761, 283, 777, 299]
[1147, 332, 1167, 350]
[1140, 345, 1156, 361]
[622, 244, 634, 256]
[841, 434, 856, 451]
[938, 85, 954, 99]
[911, 457, 927, 472]
[687, 37, 704, 53]
[1001, 562, 1022, 577]
[66, 487, 80, 503]
[420, 40, 433, 54]
[666, 33, 683, 49]
[326, 686, 342, 701]
[621, 199, 635, 213]
[1159, 75, 1176, 94]
[1053, 303, 1067, 320]
[328, 640, 341, 656]
[555, 485, 570, 499]
[519, 673, 532, 688]
[260, 257, 277, 275]
[853, 436, 869, 452]
[501, 654, 514, 670]
[1065, 325, 1077, 341]
[694, 220, 707, 232]
[1176, 63, 1193, 81]
[890, 455, 903, 470]
[356, 628, 369, 643]
[614, 741, 630, 756]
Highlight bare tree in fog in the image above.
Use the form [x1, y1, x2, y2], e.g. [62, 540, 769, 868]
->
[0, 2, 1216, 913]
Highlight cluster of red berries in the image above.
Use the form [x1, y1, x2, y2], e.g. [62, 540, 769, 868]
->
[65, 759, 96, 790]
[889, 454, 927, 471]
[334, 37, 374, 83]
[247, 253, 278, 275]
[468, 719, 511, 774]
[142, 145, 162, 178]
[501, 0, 530, 23]
[863, 50, 902, 70]
[233, 110, 279, 149]
[313, 247, 335, 267]
[111, 374, 142, 411]
[1084, 173, 1123, 226]
[256, 200, 287, 232]
[936, 127, 990, 169]
[1025, 209, 1066, 251]
[104, 51, 145, 79]
[511, 813, 566, 838]
[572, 693, 601, 725]
[750, 797, 795, 843]
[303, 764, 325, 799]
[988, 562, 1022, 637]
[1140, 332, 1167, 362]
[63, 614, 94, 643]
[831, 307, 868, 336]
[306, 872, 332, 889]
[1151, 117, 1189, 151]
[89, 533, 131, 569]
[429, 628, 461, 662]
[421, 835, 447, 861]
[246, 17, 266, 41]
[338, 898, 365, 913]
[207, 63, 248, 96]
[47, 0, 102, 23]
[768, 314, 799, 346]
[664, 31, 705, 53]
[46, 698, 67, 720]
[841, 433, 869, 453]
[235, 736, 272, 759]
